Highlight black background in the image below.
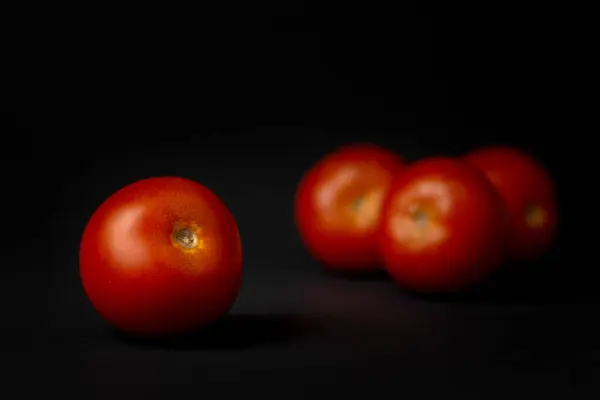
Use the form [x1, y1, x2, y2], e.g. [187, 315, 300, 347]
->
[2, 3, 591, 397]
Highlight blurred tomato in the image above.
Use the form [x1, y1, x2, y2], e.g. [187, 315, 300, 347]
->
[295, 144, 404, 271]
[80, 177, 242, 338]
[464, 146, 558, 260]
[379, 157, 507, 293]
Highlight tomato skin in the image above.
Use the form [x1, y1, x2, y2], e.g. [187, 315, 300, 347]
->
[79, 177, 242, 338]
[464, 146, 558, 260]
[294, 144, 405, 271]
[379, 157, 507, 293]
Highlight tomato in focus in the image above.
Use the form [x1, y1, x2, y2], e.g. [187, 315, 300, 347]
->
[379, 158, 507, 293]
[464, 146, 558, 260]
[295, 144, 404, 271]
[79, 177, 243, 338]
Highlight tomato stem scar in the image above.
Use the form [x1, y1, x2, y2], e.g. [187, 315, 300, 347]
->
[525, 204, 546, 228]
[412, 209, 429, 226]
[352, 196, 364, 210]
[173, 228, 198, 249]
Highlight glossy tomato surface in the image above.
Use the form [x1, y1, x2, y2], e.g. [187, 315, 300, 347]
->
[79, 177, 242, 337]
[464, 146, 558, 260]
[295, 143, 404, 271]
[379, 157, 507, 293]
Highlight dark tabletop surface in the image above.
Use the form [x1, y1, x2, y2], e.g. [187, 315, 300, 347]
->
[3, 139, 594, 397]
[4, 259, 597, 397]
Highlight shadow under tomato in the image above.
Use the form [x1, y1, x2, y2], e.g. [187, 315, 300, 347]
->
[324, 268, 391, 282]
[112, 313, 317, 351]
[410, 256, 565, 305]
[299, 251, 391, 282]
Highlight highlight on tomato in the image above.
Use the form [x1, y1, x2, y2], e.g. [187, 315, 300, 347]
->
[79, 177, 243, 338]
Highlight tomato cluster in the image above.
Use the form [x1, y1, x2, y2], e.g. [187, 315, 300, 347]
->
[295, 144, 557, 293]
[79, 144, 557, 338]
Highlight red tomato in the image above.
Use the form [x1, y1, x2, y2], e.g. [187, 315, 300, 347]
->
[79, 177, 242, 338]
[379, 157, 507, 293]
[464, 146, 558, 260]
[294, 144, 405, 271]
